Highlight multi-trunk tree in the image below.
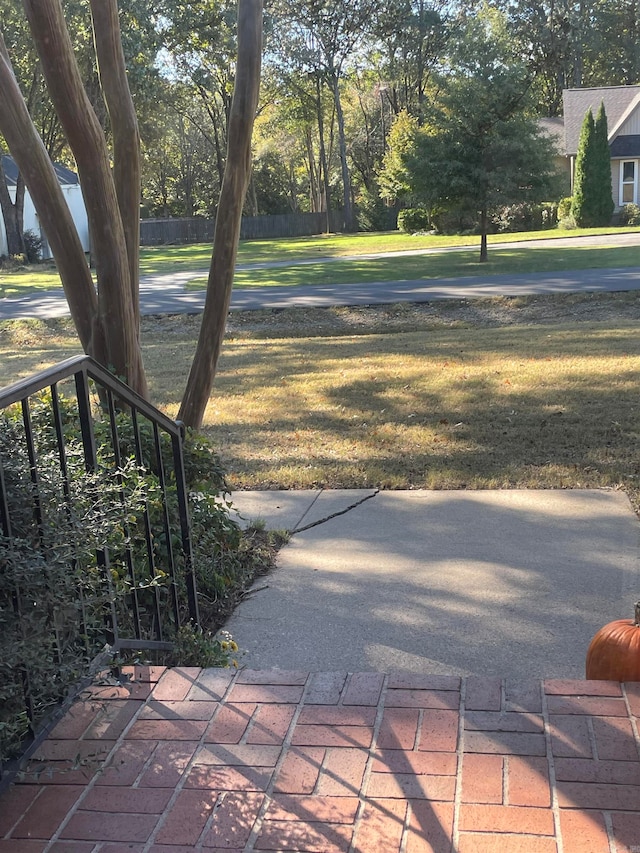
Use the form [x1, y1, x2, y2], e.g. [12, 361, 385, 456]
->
[0, 0, 262, 428]
[270, 0, 384, 232]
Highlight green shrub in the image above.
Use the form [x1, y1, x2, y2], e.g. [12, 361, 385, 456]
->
[492, 202, 558, 233]
[397, 207, 431, 233]
[619, 203, 640, 226]
[431, 205, 478, 235]
[0, 391, 269, 765]
[558, 197, 573, 219]
[355, 187, 396, 232]
[22, 230, 42, 263]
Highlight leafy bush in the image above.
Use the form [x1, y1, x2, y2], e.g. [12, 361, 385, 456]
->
[0, 407, 155, 762]
[355, 187, 395, 232]
[430, 205, 478, 235]
[22, 230, 42, 263]
[619, 203, 640, 226]
[558, 197, 573, 219]
[0, 391, 273, 765]
[397, 207, 431, 233]
[491, 202, 558, 233]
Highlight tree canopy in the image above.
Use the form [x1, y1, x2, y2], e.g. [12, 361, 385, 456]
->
[381, 6, 561, 260]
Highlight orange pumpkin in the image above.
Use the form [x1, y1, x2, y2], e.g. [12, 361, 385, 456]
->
[586, 601, 640, 682]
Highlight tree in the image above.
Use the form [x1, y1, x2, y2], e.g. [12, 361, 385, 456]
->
[270, 0, 383, 232]
[394, 6, 560, 260]
[593, 101, 614, 224]
[373, 0, 450, 121]
[0, 0, 262, 429]
[571, 103, 613, 227]
[177, 0, 262, 427]
[0, 154, 25, 257]
[378, 109, 420, 204]
[508, 0, 588, 116]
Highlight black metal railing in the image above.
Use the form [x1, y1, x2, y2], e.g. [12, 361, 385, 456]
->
[0, 356, 199, 776]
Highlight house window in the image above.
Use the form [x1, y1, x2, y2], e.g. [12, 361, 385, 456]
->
[620, 161, 637, 205]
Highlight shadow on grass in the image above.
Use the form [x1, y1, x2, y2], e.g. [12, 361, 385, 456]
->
[142, 323, 640, 503]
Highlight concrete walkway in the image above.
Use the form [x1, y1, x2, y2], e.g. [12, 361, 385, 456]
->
[1, 665, 638, 852]
[2, 487, 640, 850]
[227, 489, 640, 680]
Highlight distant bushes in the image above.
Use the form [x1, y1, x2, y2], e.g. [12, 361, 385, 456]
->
[398, 202, 559, 235]
[397, 207, 432, 233]
[491, 202, 558, 233]
[619, 203, 640, 226]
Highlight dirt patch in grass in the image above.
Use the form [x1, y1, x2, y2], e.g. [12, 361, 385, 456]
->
[224, 290, 640, 337]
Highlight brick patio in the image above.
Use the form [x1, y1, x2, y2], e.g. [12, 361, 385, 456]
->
[1, 667, 639, 852]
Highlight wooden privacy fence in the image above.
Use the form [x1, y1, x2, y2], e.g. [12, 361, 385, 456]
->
[140, 210, 346, 245]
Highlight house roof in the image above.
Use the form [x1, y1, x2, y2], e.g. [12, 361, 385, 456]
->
[1, 154, 79, 187]
[563, 86, 640, 155]
[610, 134, 640, 158]
[538, 116, 565, 150]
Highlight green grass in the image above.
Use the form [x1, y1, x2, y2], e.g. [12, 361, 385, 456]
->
[3, 292, 640, 515]
[186, 244, 640, 290]
[0, 266, 75, 297]
[1, 226, 639, 297]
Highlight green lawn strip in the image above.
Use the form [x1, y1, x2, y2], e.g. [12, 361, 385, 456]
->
[0, 266, 71, 298]
[185, 244, 640, 290]
[142, 225, 640, 272]
[3, 226, 639, 296]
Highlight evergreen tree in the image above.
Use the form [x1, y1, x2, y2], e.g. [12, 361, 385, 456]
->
[594, 102, 614, 225]
[571, 104, 613, 227]
[571, 109, 597, 226]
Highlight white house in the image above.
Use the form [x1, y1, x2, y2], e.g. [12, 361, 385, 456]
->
[562, 85, 640, 210]
[0, 154, 90, 259]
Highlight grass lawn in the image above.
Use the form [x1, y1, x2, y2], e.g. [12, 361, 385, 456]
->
[188, 244, 640, 289]
[2, 289, 640, 513]
[1, 225, 639, 297]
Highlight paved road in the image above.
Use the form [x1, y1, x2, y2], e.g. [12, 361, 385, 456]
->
[1, 232, 639, 319]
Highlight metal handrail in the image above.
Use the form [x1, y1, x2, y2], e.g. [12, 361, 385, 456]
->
[0, 356, 200, 777]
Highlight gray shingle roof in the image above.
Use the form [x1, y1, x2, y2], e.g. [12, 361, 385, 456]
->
[610, 135, 640, 158]
[563, 86, 640, 155]
[1, 154, 79, 187]
[538, 116, 565, 150]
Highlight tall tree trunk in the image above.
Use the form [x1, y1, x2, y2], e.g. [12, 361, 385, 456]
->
[331, 70, 355, 232]
[305, 128, 319, 213]
[90, 0, 141, 328]
[178, 0, 262, 429]
[316, 75, 331, 233]
[15, 173, 25, 240]
[479, 206, 488, 262]
[22, 0, 147, 398]
[0, 31, 101, 357]
[0, 158, 24, 257]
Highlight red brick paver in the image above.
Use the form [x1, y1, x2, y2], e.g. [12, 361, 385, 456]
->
[1, 670, 639, 851]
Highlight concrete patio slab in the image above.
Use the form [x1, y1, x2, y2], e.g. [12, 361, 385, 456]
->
[230, 488, 378, 532]
[226, 489, 640, 679]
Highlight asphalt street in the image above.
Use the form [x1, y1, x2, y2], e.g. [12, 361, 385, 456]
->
[1, 232, 639, 320]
